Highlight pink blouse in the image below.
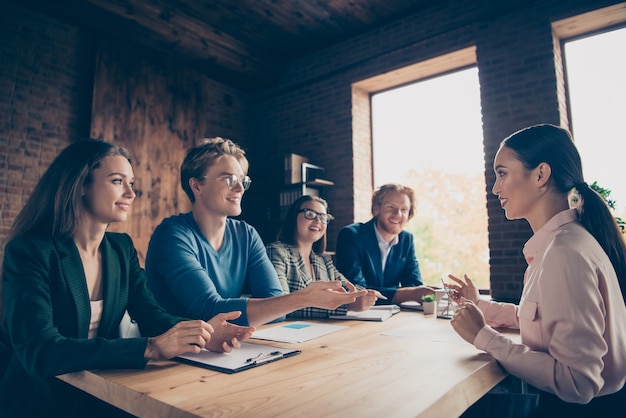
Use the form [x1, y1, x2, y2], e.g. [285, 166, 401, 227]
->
[474, 209, 626, 403]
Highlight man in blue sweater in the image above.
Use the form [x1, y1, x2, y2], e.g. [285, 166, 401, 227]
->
[335, 183, 434, 304]
[145, 137, 364, 327]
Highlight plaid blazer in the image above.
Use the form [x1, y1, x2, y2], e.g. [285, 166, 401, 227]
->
[266, 241, 349, 318]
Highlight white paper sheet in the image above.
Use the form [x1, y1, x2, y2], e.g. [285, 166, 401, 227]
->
[251, 321, 348, 343]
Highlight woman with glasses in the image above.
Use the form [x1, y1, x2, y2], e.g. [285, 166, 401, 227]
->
[267, 195, 383, 318]
[145, 138, 366, 327]
[0, 139, 253, 417]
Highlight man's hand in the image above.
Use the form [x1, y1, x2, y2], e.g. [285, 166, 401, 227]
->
[206, 311, 255, 353]
[392, 285, 435, 304]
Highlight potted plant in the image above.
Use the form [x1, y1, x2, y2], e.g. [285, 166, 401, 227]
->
[421, 294, 437, 315]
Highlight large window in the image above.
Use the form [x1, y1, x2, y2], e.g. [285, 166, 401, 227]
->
[564, 27, 626, 222]
[371, 67, 489, 288]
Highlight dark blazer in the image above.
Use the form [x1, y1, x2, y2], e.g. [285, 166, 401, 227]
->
[0, 232, 186, 417]
[335, 218, 423, 302]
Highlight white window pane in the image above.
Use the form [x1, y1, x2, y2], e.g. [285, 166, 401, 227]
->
[565, 28, 626, 220]
[372, 67, 489, 288]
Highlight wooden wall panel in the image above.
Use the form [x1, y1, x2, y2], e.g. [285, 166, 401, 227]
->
[90, 37, 250, 264]
[0, 3, 93, 262]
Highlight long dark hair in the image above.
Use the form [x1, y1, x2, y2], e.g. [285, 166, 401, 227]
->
[277, 195, 330, 254]
[9, 139, 132, 240]
[502, 124, 626, 303]
[1, 139, 131, 328]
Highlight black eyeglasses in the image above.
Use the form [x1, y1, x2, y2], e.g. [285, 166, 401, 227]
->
[298, 208, 334, 224]
[203, 174, 252, 191]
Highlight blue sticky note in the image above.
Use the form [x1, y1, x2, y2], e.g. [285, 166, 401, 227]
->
[283, 323, 310, 329]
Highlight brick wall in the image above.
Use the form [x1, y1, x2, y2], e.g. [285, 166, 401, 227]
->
[0, 3, 251, 265]
[0, 4, 93, 262]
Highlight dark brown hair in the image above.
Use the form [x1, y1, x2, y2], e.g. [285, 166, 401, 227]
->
[10, 139, 131, 240]
[502, 124, 626, 304]
[277, 195, 331, 254]
[2, 139, 131, 326]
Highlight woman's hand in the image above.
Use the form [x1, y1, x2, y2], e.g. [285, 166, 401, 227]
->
[450, 299, 486, 344]
[206, 311, 255, 353]
[300, 281, 367, 310]
[144, 320, 214, 361]
[446, 274, 480, 304]
[348, 289, 379, 312]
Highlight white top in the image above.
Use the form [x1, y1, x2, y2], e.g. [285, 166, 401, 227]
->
[88, 300, 103, 339]
[373, 221, 399, 272]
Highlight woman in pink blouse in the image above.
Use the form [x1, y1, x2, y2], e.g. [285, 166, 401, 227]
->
[448, 124, 626, 416]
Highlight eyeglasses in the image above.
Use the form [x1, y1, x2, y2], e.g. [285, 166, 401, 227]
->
[203, 174, 252, 191]
[298, 208, 334, 224]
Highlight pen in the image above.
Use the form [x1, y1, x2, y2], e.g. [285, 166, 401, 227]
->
[246, 351, 282, 363]
[353, 283, 387, 300]
[373, 290, 387, 300]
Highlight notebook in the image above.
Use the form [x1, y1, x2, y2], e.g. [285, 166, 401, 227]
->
[328, 304, 401, 321]
[399, 301, 423, 311]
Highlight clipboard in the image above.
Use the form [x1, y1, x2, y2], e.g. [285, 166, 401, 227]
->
[175, 342, 301, 374]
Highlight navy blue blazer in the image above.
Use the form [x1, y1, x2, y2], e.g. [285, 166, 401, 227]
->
[335, 218, 422, 302]
[0, 232, 186, 416]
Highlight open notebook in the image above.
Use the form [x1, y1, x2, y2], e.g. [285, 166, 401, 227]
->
[328, 304, 401, 322]
[399, 301, 423, 311]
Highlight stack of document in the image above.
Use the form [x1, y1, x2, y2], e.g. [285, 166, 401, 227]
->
[328, 304, 401, 322]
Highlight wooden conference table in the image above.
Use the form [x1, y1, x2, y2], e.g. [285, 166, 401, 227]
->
[58, 310, 519, 418]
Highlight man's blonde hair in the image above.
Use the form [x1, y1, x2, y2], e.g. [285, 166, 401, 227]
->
[181, 137, 249, 202]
